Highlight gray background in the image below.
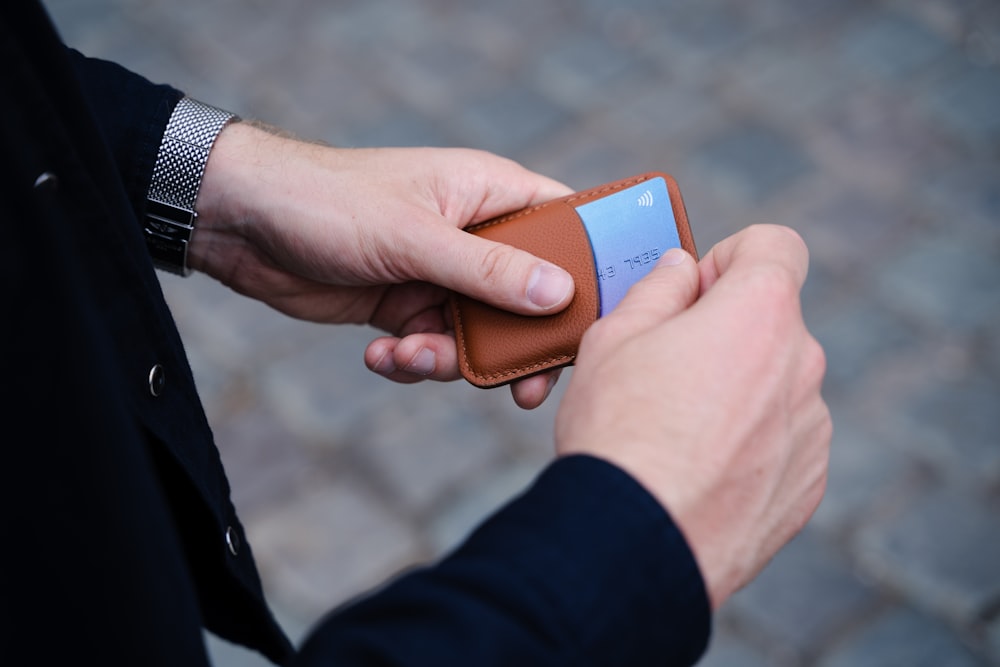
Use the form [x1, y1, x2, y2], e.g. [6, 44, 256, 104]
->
[46, 0, 1000, 664]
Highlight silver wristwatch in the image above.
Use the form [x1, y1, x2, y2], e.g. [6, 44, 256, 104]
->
[144, 97, 239, 276]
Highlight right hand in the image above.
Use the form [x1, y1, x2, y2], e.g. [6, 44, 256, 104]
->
[555, 224, 832, 609]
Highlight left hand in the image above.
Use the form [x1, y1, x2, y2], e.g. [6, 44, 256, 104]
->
[190, 122, 575, 408]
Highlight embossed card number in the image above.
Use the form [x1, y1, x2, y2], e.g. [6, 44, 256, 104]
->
[574, 177, 683, 317]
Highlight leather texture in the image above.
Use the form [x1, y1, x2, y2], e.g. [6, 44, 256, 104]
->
[451, 172, 696, 388]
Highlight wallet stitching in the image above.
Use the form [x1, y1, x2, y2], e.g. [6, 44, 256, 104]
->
[474, 357, 574, 383]
[453, 303, 576, 382]
[465, 175, 652, 234]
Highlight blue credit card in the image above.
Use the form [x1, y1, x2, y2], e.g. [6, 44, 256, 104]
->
[574, 177, 682, 316]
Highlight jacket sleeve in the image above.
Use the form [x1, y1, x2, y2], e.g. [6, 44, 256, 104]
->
[66, 47, 183, 219]
[296, 455, 712, 667]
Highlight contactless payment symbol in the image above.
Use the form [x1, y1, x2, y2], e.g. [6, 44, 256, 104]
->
[574, 177, 682, 317]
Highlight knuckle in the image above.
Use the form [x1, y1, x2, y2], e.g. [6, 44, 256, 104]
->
[804, 334, 828, 384]
[821, 409, 834, 447]
[749, 224, 809, 255]
[742, 262, 802, 311]
[478, 243, 517, 289]
[802, 334, 829, 396]
[738, 224, 810, 286]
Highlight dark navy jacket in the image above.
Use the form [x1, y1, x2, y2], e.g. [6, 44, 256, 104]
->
[0, 3, 710, 665]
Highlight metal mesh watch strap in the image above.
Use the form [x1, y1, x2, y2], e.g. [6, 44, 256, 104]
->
[144, 97, 238, 276]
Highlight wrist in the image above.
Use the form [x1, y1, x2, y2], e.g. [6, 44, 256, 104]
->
[187, 121, 278, 274]
[190, 122, 354, 278]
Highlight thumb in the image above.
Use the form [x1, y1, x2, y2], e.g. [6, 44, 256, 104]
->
[597, 248, 700, 336]
[420, 225, 575, 315]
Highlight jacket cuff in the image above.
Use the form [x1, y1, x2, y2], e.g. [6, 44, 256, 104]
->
[464, 454, 713, 666]
[299, 455, 711, 666]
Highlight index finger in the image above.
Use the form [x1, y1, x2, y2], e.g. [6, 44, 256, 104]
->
[698, 224, 810, 296]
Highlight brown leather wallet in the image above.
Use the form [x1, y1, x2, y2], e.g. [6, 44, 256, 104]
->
[450, 172, 696, 388]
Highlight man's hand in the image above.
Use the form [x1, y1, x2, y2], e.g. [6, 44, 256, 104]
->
[555, 225, 832, 608]
[191, 122, 575, 408]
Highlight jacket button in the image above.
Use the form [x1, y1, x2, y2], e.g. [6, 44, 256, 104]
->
[148, 364, 165, 397]
[33, 171, 59, 193]
[225, 526, 241, 556]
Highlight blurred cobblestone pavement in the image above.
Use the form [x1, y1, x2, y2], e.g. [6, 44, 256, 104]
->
[47, 0, 1000, 664]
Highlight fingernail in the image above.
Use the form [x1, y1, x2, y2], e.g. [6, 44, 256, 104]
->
[372, 350, 396, 376]
[659, 248, 687, 266]
[404, 348, 436, 376]
[527, 264, 573, 310]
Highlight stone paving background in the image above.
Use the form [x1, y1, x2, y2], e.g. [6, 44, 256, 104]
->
[46, 0, 1000, 664]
